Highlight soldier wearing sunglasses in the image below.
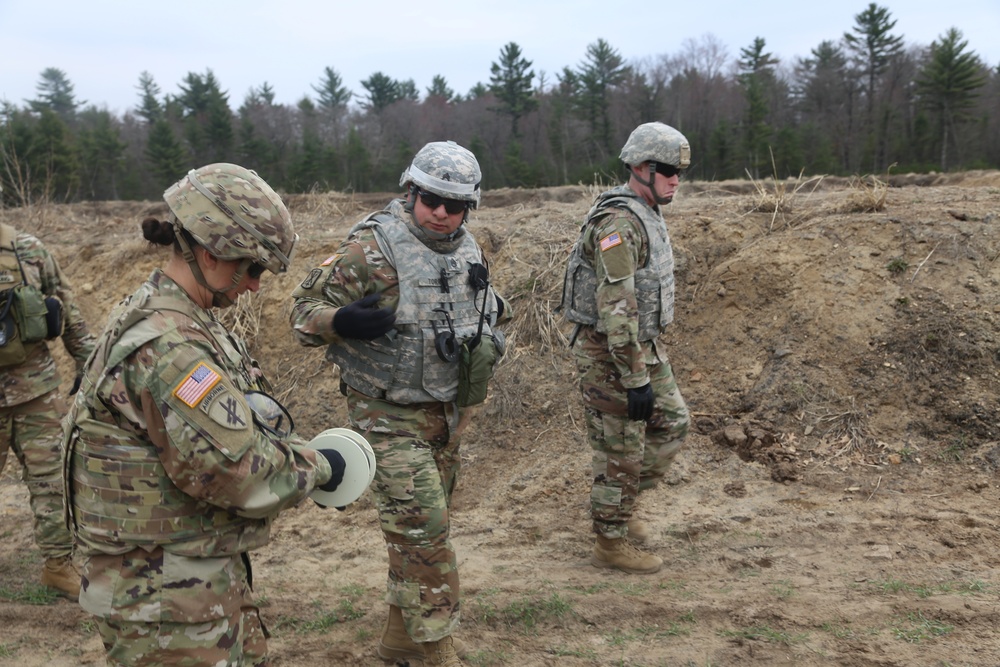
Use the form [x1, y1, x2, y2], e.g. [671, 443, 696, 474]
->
[64, 164, 347, 667]
[561, 122, 693, 576]
[290, 141, 512, 667]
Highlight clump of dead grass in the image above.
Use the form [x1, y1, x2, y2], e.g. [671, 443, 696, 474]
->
[839, 169, 891, 213]
[808, 396, 884, 462]
[740, 152, 825, 232]
[219, 291, 264, 352]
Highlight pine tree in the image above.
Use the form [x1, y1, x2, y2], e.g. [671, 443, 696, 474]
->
[489, 42, 537, 138]
[145, 118, 188, 188]
[76, 107, 126, 199]
[843, 3, 904, 170]
[738, 37, 779, 178]
[135, 71, 163, 124]
[916, 28, 987, 170]
[360, 72, 401, 113]
[426, 75, 456, 103]
[576, 38, 627, 156]
[312, 67, 352, 110]
[29, 68, 83, 122]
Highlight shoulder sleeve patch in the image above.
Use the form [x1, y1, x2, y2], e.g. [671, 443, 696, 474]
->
[320, 254, 341, 267]
[201, 388, 250, 431]
[599, 232, 623, 252]
[172, 362, 221, 408]
[300, 268, 324, 290]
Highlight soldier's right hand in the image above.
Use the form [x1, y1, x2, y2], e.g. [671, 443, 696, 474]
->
[627, 383, 655, 421]
[333, 293, 396, 340]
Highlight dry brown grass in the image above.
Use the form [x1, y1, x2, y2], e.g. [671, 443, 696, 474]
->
[219, 291, 264, 352]
[839, 171, 890, 213]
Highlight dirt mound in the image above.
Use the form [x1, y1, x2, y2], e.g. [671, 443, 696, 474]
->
[2, 174, 1000, 666]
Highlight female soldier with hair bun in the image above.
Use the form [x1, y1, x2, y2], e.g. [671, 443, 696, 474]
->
[64, 163, 347, 667]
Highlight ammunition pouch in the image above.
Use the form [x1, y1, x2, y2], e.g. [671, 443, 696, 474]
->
[456, 331, 505, 407]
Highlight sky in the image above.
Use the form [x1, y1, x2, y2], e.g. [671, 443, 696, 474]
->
[1, 0, 998, 116]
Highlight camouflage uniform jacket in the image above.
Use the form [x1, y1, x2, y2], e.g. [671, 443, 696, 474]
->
[561, 185, 676, 388]
[0, 229, 95, 407]
[65, 268, 331, 564]
[291, 199, 509, 403]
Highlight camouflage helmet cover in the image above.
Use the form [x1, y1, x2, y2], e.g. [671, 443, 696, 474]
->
[619, 122, 691, 170]
[400, 141, 482, 208]
[163, 163, 296, 274]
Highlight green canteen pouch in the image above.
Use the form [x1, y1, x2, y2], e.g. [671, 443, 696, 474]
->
[457, 333, 501, 407]
[13, 284, 49, 344]
[0, 291, 27, 367]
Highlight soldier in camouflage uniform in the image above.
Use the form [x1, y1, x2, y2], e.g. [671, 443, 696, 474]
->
[63, 164, 348, 667]
[561, 122, 692, 575]
[0, 225, 95, 599]
[290, 141, 511, 667]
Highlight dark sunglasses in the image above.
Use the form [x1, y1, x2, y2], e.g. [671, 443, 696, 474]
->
[247, 262, 267, 279]
[416, 189, 469, 215]
[653, 162, 681, 179]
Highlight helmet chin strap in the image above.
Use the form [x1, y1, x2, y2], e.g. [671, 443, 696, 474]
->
[628, 163, 674, 206]
[175, 229, 242, 308]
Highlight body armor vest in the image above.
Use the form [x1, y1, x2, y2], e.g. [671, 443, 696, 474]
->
[66, 283, 267, 557]
[327, 212, 495, 404]
[562, 186, 675, 340]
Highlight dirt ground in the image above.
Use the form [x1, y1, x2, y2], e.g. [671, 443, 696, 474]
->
[2, 170, 1000, 666]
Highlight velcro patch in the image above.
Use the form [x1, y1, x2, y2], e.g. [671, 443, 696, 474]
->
[172, 362, 221, 408]
[205, 390, 249, 430]
[599, 233, 622, 252]
[320, 254, 341, 267]
[300, 268, 323, 290]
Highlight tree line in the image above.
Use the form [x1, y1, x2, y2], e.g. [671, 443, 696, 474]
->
[1, 3, 997, 207]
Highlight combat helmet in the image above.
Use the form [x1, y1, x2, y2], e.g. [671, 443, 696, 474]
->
[400, 141, 482, 209]
[619, 122, 691, 170]
[164, 163, 297, 276]
[620, 122, 691, 205]
[163, 163, 297, 306]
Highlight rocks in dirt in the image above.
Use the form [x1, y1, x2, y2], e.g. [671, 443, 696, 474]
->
[864, 544, 894, 561]
[713, 421, 800, 483]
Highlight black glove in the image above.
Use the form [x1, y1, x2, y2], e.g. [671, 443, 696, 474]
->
[44, 297, 63, 339]
[333, 293, 396, 340]
[69, 374, 83, 396]
[626, 383, 655, 421]
[317, 449, 346, 492]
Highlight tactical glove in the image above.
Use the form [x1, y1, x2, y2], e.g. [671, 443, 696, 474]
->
[627, 383, 655, 421]
[316, 449, 346, 492]
[44, 297, 63, 339]
[333, 293, 396, 340]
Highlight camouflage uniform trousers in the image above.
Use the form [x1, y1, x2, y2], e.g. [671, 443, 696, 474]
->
[91, 549, 268, 667]
[347, 388, 462, 643]
[0, 389, 74, 558]
[574, 349, 690, 539]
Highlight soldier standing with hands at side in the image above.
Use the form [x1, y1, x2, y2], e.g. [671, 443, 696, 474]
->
[0, 224, 94, 599]
[291, 141, 511, 667]
[561, 122, 692, 575]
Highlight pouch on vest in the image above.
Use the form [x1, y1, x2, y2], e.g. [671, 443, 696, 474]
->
[13, 284, 50, 344]
[0, 290, 27, 367]
[457, 334, 501, 407]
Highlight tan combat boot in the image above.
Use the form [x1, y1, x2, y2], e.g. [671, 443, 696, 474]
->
[41, 555, 81, 600]
[377, 605, 467, 661]
[422, 636, 464, 667]
[627, 518, 650, 543]
[592, 535, 662, 574]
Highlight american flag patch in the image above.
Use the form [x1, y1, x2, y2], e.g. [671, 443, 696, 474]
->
[173, 362, 222, 408]
[599, 232, 622, 251]
[320, 254, 340, 266]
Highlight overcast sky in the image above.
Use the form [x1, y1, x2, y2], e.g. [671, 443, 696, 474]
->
[2, 0, 998, 116]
